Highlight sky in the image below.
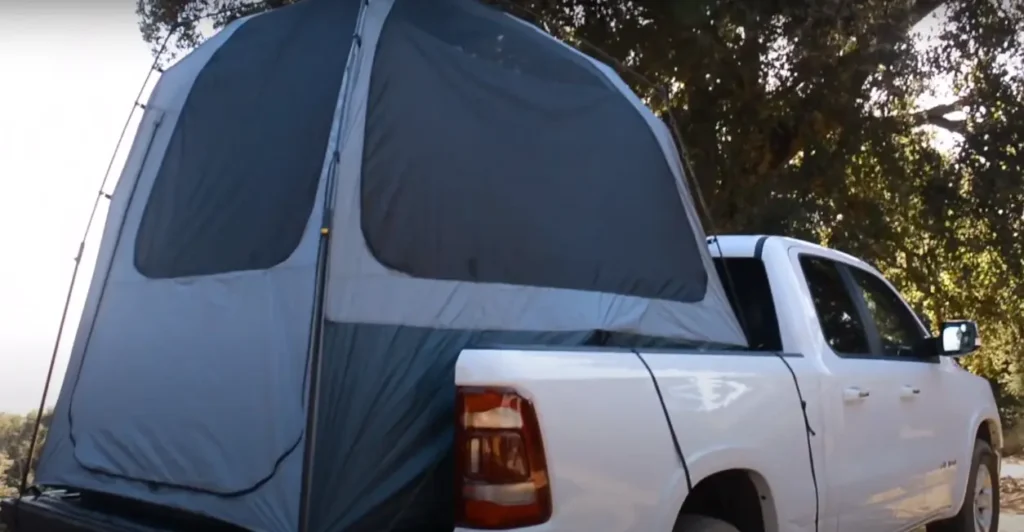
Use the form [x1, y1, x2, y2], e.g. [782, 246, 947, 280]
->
[0, 1, 155, 413]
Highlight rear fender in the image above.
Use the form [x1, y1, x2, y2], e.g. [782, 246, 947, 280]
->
[665, 448, 780, 532]
[638, 351, 821, 532]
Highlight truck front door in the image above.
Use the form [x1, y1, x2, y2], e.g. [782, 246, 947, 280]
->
[843, 264, 956, 522]
[791, 251, 920, 531]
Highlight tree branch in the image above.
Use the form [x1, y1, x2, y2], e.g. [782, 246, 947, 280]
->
[908, 0, 946, 27]
[917, 99, 968, 134]
[922, 100, 964, 117]
[925, 116, 967, 134]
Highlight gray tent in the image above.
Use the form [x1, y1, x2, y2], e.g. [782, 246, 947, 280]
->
[35, 0, 746, 530]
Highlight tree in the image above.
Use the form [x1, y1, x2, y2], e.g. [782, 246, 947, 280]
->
[0, 411, 53, 497]
[0, 452, 13, 498]
[134, 0, 1024, 399]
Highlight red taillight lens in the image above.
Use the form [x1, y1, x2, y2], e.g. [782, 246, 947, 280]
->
[455, 387, 552, 529]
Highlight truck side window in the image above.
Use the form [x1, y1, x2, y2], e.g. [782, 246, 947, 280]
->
[799, 256, 871, 355]
[712, 258, 782, 351]
[848, 267, 926, 358]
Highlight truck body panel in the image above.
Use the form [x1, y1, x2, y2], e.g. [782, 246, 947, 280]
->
[639, 351, 820, 532]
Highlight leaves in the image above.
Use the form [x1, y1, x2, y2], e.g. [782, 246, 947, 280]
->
[0, 411, 52, 497]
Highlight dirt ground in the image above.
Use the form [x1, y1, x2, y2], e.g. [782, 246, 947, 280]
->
[1001, 458, 1024, 531]
[1004, 474, 1024, 512]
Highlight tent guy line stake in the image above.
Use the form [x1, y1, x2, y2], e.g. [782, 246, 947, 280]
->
[14, 24, 179, 506]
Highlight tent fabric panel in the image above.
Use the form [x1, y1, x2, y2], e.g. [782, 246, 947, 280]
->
[37, 17, 307, 532]
[506, 15, 748, 346]
[308, 320, 599, 532]
[359, 0, 708, 304]
[328, 275, 747, 345]
[308, 321, 460, 531]
[133, 0, 358, 280]
[66, 267, 314, 494]
[36, 108, 168, 484]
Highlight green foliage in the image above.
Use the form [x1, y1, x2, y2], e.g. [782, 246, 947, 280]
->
[134, 1, 1024, 405]
[0, 452, 13, 498]
[0, 411, 53, 499]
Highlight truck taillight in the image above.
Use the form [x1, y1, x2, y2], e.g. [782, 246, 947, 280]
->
[455, 386, 552, 529]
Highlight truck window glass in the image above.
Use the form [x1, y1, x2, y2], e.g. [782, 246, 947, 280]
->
[848, 267, 926, 357]
[713, 258, 782, 351]
[798, 256, 871, 355]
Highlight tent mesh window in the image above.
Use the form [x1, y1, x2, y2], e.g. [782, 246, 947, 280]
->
[133, 1, 350, 280]
[360, 0, 709, 303]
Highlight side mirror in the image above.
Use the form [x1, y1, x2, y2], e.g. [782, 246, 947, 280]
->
[939, 320, 981, 357]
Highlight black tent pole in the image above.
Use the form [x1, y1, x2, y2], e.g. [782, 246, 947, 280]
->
[297, 7, 371, 528]
[297, 150, 340, 532]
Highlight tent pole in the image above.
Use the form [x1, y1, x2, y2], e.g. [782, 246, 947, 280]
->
[297, 5, 372, 528]
[297, 151, 339, 532]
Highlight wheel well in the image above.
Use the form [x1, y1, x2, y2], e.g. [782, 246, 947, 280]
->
[675, 469, 773, 532]
[977, 422, 991, 445]
[976, 419, 1000, 451]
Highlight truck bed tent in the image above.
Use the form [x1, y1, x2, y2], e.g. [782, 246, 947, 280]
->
[34, 0, 746, 530]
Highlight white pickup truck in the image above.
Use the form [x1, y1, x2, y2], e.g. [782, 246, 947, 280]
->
[453, 234, 1002, 532]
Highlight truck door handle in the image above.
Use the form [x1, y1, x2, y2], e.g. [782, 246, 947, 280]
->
[900, 385, 921, 398]
[843, 387, 870, 402]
